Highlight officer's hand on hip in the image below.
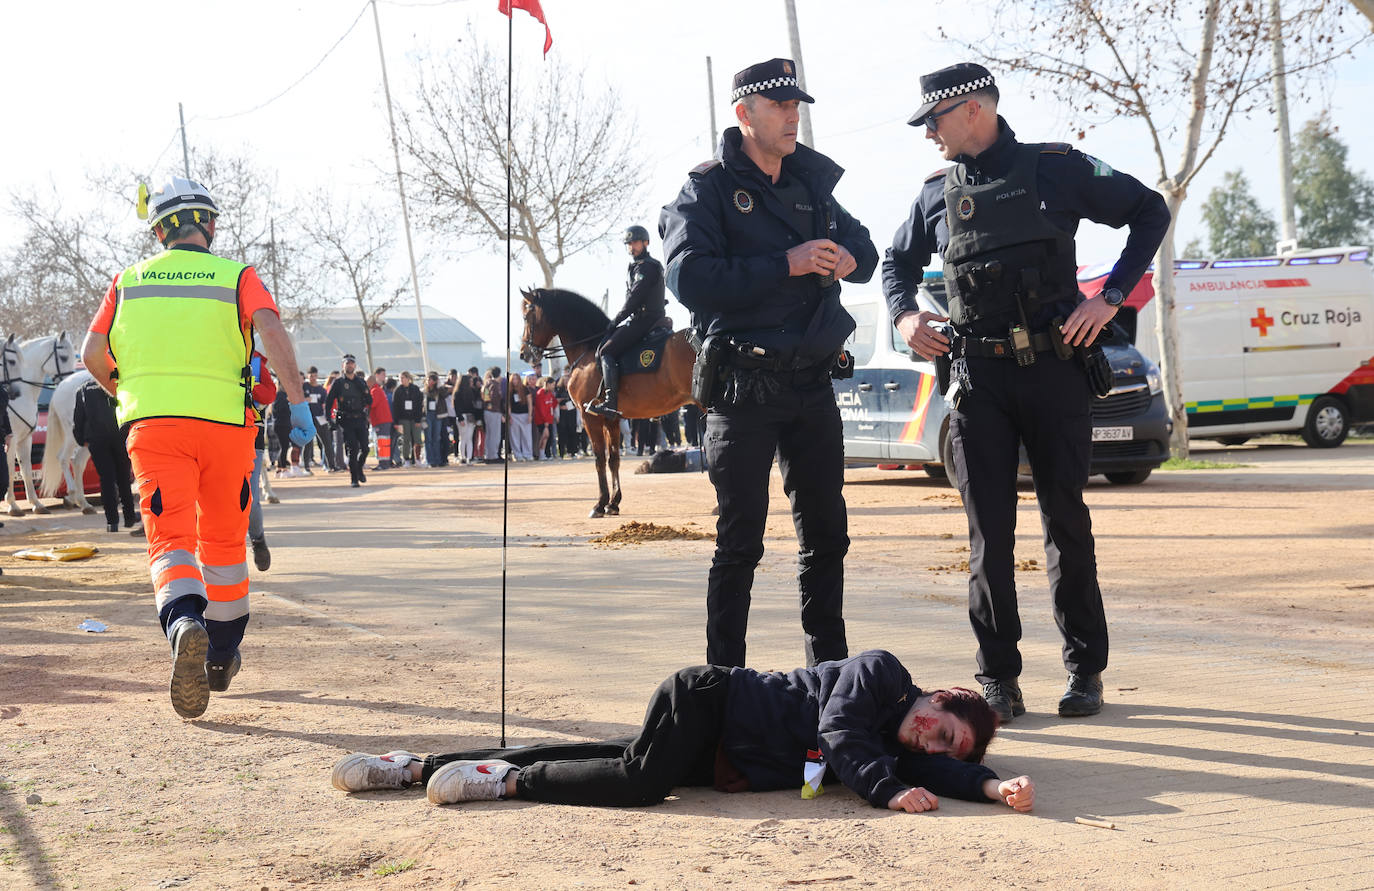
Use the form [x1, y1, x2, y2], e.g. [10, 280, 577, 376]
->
[1059, 297, 1118, 347]
[896, 310, 951, 360]
[786, 239, 841, 277]
[287, 401, 315, 447]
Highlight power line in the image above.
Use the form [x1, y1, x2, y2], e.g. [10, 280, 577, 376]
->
[199, 2, 372, 123]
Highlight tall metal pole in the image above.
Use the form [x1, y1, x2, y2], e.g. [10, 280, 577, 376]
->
[1270, 0, 1298, 252]
[705, 56, 718, 152]
[783, 0, 814, 147]
[370, 0, 433, 374]
[500, 0, 514, 750]
[178, 103, 192, 177]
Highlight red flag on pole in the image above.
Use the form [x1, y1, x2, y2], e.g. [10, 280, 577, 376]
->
[498, 0, 553, 55]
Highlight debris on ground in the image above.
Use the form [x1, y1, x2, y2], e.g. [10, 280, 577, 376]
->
[590, 521, 714, 547]
[13, 544, 99, 561]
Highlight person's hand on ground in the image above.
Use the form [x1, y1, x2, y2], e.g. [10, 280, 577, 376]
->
[888, 786, 940, 813]
[983, 776, 1035, 812]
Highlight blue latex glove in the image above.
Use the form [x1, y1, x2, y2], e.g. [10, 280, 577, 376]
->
[288, 401, 315, 447]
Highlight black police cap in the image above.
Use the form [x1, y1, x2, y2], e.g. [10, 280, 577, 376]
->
[907, 63, 996, 127]
[731, 58, 814, 105]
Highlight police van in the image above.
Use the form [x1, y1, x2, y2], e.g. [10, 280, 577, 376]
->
[1082, 246, 1374, 447]
[836, 273, 1170, 484]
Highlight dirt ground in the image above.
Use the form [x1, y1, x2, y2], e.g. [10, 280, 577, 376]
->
[2, 438, 1372, 890]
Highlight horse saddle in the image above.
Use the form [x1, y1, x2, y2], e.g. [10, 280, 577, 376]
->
[618, 322, 676, 375]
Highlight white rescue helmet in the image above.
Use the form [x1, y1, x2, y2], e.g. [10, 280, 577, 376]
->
[137, 177, 219, 233]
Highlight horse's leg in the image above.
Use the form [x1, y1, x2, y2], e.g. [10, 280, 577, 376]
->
[607, 419, 623, 516]
[16, 437, 46, 514]
[586, 418, 610, 519]
[3, 437, 21, 516]
[72, 445, 95, 513]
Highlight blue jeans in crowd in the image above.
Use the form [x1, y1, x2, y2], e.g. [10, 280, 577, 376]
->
[424, 411, 442, 466]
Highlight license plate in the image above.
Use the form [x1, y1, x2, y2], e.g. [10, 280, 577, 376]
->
[1092, 426, 1133, 442]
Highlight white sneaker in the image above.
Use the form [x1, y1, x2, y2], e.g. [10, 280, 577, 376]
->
[425, 759, 514, 804]
[331, 750, 420, 792]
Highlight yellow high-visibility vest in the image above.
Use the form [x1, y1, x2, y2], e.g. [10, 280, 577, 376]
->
[108, 248, 251, 426]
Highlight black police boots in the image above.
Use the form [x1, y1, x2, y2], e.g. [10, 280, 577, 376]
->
[587, 354, 621, 418]
[207, 651, 241, 693]
[1058, 672, 1104, 717]
[982, 679, 1026, 724]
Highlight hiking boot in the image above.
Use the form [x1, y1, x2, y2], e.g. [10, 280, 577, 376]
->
[331, 751, 420, 793]
[251, 537, 271, 572]
[206, 651, 241, 693]
[982, 679, 1026, 724]
[426, 760, 515, 805]
[1058, 672, 1104, 717]
[167, 617, 210, 719]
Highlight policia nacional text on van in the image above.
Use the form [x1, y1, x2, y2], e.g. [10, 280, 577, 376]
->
[882, 64, 1170, 722]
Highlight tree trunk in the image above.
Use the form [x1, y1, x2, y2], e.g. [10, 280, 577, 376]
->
[1153, 188, 1189, 460]
[358, 300, 376, 374]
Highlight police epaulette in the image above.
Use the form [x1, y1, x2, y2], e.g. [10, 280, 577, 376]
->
[1040, 142, 1072, 154]
[689, 158, 722, 178]
[924, 167, 952, 183]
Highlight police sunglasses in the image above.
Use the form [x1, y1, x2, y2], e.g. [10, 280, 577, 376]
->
[924, 99, 970, 132]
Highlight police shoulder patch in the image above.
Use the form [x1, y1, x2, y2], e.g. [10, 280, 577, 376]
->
[924, 166, 952, 183]
[689, 158, 722, 178]
[1040, 142, 1072, 154]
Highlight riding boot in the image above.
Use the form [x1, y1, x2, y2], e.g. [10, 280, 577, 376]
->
[587, 354, 621, 418]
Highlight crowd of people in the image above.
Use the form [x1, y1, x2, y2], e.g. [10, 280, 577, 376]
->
[262, 363, 703, 476]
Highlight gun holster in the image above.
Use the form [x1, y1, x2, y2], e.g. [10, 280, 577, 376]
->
[933, 325, 955, 393]
[1079, 343, 1113, 397]
[692, 334, 727, 408]
[831, 349, 855, 380]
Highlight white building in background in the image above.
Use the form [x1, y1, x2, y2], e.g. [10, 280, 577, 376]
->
[288, 305, 485, 375]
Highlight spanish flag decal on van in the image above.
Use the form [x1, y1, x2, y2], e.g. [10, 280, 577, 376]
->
[897, 374, 939, 444]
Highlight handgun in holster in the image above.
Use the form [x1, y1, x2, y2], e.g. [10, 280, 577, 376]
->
[692, 334, 727, 408]
[932, 324, 955, 394]
[831, 349, 854, 380]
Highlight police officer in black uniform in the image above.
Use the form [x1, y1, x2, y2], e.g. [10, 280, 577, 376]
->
[883, 64, 1170, 721]
[587, 225, 669, 418]
[324, 353, 373, 488]
[660, 58, 878, 668]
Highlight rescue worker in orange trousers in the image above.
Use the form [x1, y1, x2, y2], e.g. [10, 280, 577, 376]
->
[82, 177, 314, 719]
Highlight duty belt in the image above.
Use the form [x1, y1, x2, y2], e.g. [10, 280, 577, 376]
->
[952, 331, 1056, 360]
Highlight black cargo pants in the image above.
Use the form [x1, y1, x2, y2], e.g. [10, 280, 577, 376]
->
[949, 353, 1108, 685]
[703, 370, 849, 668]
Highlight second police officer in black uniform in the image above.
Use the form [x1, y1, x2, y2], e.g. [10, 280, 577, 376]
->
[324, 353, 373, 489]
[660, 58, 878, 669]
[587, 225, 669, 418]
[882, 64, 1170, 721]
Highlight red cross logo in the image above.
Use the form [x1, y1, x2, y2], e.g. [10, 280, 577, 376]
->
[1250, 307, 1275, 337]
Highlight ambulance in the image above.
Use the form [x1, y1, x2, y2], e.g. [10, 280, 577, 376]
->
[1079, 246, 1374, 447]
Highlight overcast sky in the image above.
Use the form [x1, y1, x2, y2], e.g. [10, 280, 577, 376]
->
[5, 0, 1372, 357]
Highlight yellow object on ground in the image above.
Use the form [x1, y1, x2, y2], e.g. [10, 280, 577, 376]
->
[12, 545, 99, 561]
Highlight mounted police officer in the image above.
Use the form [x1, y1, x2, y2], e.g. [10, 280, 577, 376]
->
[587, 225, 668, 418]
[882, 64, 1170, 722]
[660, 58, 878, 668]
[325, 353, 373, 487]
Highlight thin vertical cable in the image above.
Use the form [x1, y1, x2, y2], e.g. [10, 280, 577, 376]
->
[500, 5, 513, 750]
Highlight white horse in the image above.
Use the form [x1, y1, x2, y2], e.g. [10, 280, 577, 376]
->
[39, 368, 97, 513]
[4, 332, 78, 516]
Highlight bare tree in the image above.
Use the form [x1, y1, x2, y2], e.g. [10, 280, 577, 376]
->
[299, 194, 410, 372]
[944, 0, 1365, 457]
[397, 32, 645, 287]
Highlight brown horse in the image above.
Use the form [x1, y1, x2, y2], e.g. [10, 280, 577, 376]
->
[519, 287, 697, 518]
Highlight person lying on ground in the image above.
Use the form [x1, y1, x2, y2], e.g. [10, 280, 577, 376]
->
[331, 649, 1035, 813]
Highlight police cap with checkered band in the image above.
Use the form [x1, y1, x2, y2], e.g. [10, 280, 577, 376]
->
[907, 63, 997, 127]
[731, 58, 814, 105]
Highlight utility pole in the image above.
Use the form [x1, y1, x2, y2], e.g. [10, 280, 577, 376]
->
[269, 218, 281, 297]
[1270, 0, 1298, 253]
[178, 103, 191, 177]
[705, 56, 718, 152]
[783, 0, 814, 147]
[371, 0, 433, 373]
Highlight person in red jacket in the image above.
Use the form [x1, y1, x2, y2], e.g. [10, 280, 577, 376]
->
[533, 376, 557, 461]
[368, 368, 394, 469]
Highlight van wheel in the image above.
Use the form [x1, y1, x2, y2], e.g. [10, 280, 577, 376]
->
[1215, 435, 1250, 446]
[1301, 396, 1349, 448]
[1105, 468, 1152, 485]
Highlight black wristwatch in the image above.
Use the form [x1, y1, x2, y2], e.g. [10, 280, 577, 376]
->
[1101, 287, 1125, 307]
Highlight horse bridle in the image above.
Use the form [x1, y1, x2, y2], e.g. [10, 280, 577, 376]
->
[521, 305, 607, 364]
[3, 337, 74, 389]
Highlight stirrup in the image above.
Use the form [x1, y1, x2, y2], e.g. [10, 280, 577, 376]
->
[585, 399, 620, 418]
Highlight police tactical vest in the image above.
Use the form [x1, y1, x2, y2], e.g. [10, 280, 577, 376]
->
[942, 144, 1079, 328]
[108, 249, 251, 427]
